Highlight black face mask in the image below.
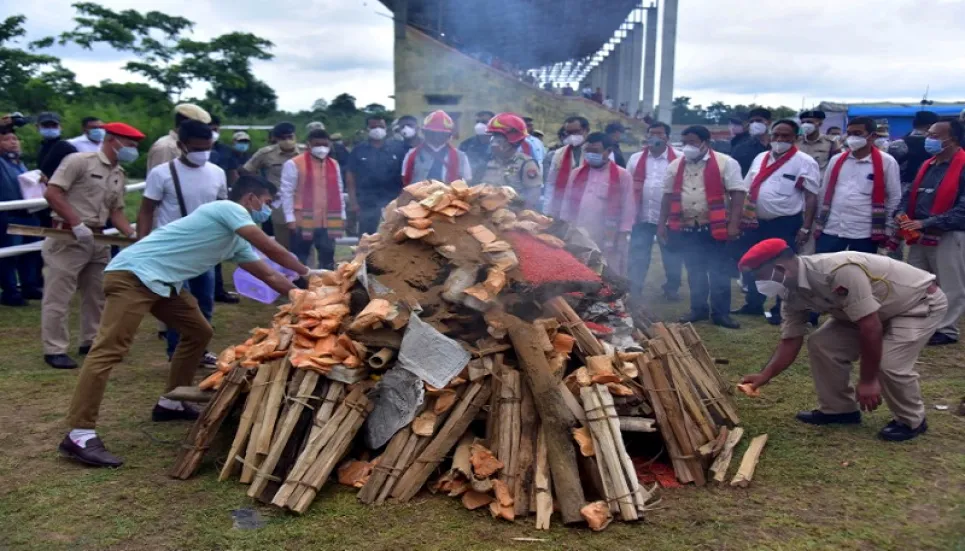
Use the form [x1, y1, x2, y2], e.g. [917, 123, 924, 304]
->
[4, 151, 20, 161]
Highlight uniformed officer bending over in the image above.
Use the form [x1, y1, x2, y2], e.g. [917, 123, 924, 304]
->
[739, 238, 946, 441]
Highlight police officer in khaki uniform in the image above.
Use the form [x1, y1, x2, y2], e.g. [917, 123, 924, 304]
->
[41, 122, 143, 369]
[146, 104, 211, 172]
[797, 110, 838, 173]
[478, 113, 542, 209]
[738, 238, 946, 442]
[242, 122, 303, 249]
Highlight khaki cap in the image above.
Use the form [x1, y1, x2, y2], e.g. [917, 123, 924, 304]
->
[232, 131, 251, 141]
[175, 103, 211, 124]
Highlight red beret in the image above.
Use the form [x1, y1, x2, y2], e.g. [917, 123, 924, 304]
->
[102, 122, 146, 141]
[738, 238, 790, 272]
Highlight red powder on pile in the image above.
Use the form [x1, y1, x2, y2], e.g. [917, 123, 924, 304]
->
[584, 321, 613, 335]
[632, 458, 682, 489]
[506, 232, 601, 285]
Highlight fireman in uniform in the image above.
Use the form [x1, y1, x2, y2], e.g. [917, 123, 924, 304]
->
[477, 113, 542, 209]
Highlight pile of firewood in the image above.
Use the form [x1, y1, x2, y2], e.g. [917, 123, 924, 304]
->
[169, 180, 767, 531]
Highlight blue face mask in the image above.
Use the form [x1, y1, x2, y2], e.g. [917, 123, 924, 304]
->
[924, 137, 946, 155]
[88, 128, 106, 142]
[40, 128, 61, 140]
[585, 152, 606, 167]
[234, 142, 250, 153]
[251, 202, 272, 223]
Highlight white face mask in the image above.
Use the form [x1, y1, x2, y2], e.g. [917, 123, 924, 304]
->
[565, 134, 585, 147]
[875, 138, 890, 149]
[474, 122, 488, 136]
[400, 126, 416, 139]
[800, 122, 817, 136]
[369, 127, 387, 140]
[311, 145, 330, 159]
[749, 122, 768, 136]
[770, 141, 792, 154]
[756, 267, 788, 298]
[211, 130, 221, 142]
[682, 144, 704, 162]
[185, 150, 210, 166]
[846, 136, 867, 150]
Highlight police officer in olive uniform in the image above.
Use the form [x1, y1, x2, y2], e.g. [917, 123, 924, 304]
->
[797, 109, 838, 173]
[41, 122, 143, 369]
[242, 122, 304, 249]
[739, 238, 946, 442]
[477, 113, 542, 209]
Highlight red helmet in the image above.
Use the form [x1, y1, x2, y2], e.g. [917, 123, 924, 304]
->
[422, 110, 455, 133]
[486, 113, 528, 144]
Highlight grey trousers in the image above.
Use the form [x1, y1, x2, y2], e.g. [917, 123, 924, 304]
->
[907, 231, 965, 340]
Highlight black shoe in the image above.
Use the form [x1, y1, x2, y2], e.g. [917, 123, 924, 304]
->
[878, 419, 927, 442]
[78, 344, 91, 356]
[58, 435, 123, 467]
[795, 409, 861, 425]
[927, 333, 957, 346]
[215, 291, 240, 304]
[766, 312, 783, 326]
[152, 403, 201, 422]
[808, 312, 820, 327]
[712, 314, 741, 329]
[21, 288, 43, 300]
[1, 295, 27, 307]
[44, 354, 78, 369]
[731, 304, 765, 317]
[662, 289, 681, 302]
[679, 311, 710, 323]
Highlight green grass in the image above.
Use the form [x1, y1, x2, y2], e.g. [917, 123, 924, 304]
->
[0, 252, 963, 551]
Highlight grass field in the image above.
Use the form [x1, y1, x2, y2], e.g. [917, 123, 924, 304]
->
[0, 249, 963, 551]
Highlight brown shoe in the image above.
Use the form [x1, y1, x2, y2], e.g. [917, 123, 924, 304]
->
[58, 435, 123, 468]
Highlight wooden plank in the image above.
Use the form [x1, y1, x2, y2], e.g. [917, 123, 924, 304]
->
[618, 417, 656, 432]
[730, 434, 767, 488]
[710, 427, 744, 484]
[163, 386, 214, 404]
[513, 383, 537, 517]
[595, 385, 649, 515]
[357, 427, 409, 504]
[218, 362, 274, 481]
[534, 425, 553, 531]
[7, 224, 136, 247]
[581, 386, 636, 521]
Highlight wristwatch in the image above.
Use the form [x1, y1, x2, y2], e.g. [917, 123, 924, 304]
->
[798, 228, 810, 235]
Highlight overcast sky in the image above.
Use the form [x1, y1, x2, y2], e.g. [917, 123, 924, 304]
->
[9, 0, 965, 113]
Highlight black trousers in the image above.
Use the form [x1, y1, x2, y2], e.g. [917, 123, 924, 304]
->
[290, 228, 335, 270]
[667, 227, 732, 317]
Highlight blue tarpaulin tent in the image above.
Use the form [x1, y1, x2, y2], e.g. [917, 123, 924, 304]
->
[847, 104, 965, 138]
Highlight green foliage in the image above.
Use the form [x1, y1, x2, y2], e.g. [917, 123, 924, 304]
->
[0, 16, 77, 111]
[672, 96, 798, 125]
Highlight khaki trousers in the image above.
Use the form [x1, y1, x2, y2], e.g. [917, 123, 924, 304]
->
[271, 206, 290, 251]
[806, 289, 947, 428]
[907, 231, 965, 340]
[41, 239, 111, 354]
[66, 271, 213, 429]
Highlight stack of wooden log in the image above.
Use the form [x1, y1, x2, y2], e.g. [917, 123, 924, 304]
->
[170, 179, 767, 531]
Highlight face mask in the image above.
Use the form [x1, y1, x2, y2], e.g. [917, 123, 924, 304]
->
[756, 279, 787, 299]
[185, 150, 210, 166]
[88, 128, 106, 142]
[311, 145, 330, 159]
[474, 122, 488, 136]
[211, 130, 221, 142]
[800, 122, 817, 136]
[829, 135, 841, 143]
[40, 128, 61, 140]
[729, 124, 744, 137]
[369, 127, 387, 140]
[770, 141, 792, 154]
[234, 142, 250, 153]
[251, 202, 272, 223]
[565, 134, 585, 147]
[682, 145, 704, 162]
[116, 146, 139, 164]
[846, 136, 867, 151]
[278, 139, 296, 152]
[924, 137, 946, 155]
[749, 122, 767, 136]
[874, 138, 890, 149]
[585, 152, 606, 167]
[400, 126, 416, 139]
[646, 137, 666, 148]
[4, 151, 19, 161]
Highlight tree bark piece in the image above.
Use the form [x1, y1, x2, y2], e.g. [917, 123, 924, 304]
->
[169, 365, 248, 479]
[730, 434, 767, 488]
[218, 361, 274, 481]
[710, 427, 744, 484]
[506, 315, 586, 525]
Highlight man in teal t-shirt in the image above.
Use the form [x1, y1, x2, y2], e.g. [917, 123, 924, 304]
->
[59, 175, 324, 468]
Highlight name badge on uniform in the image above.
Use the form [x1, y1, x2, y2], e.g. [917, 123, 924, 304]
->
[782, 173, 796, 181]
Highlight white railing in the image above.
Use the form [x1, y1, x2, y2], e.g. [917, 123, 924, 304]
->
[0, 182, 146, 213]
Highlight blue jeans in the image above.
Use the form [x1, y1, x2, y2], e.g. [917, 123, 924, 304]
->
[628, 222, 682, 298]
[667, 227, 733, 317]
[166, 269, 215, 358]
[0, 213, 42, 299]
[739, 214, 802, 312]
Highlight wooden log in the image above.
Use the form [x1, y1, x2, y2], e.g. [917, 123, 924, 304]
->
[634, 355, 696, 485]
[543, 296, 606, 357]
[163, 386, 214, 403]
[730, 433, 767, 488]
[219, 362, 274, 481]
[240, 381, 268, 484]
[581, 387, 636, 521]
[648, 334, 716, 444]
[248, 371, 321, 499]
[485, 354, 503, 448]
[505, 315, 586, 525]
[710, 427, 744, 484]
[699, 426, 729, 458]
[647, 354, 705, 485]
[391, 381, 492, 503]
[558, 381, 588, 426]
[497, 369, 520, 492]
[618, 417, 657, 433]
[534, 425, 553, 531]
[357, 427, 408, 504]
[306, 381, 345, 444]
[255, 359, 290, 457]
[368, 347, 396, 369]
[169, 366, 248, 479]
[595, 385, 649, 515]
[513, 383, 538, 517]
[676, 324, 740, 425]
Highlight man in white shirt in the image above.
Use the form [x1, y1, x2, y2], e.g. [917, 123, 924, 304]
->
[137, 120, 227, 363]
[626, 122, 684, 301]
[67, 117, 105, 153]
[732, 120, 820, 324]
[814, 117, 901, 254]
